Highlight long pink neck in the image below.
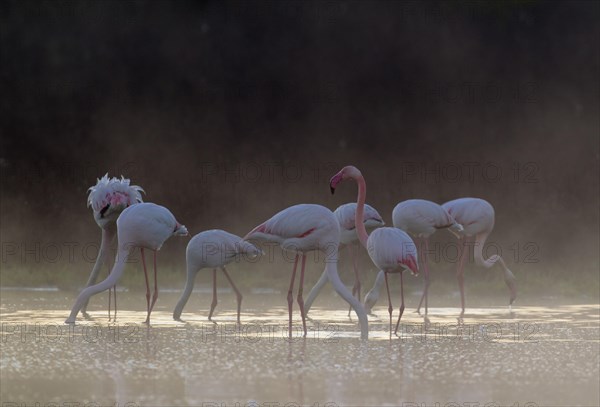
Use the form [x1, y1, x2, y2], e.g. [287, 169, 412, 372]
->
[354, 174, 369, 248]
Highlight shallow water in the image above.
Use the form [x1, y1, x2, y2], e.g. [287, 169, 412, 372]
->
[1, 291, 599, 407]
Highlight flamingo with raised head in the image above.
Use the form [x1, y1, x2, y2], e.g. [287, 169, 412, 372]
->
[363, 199, 463, 316]
[65, 202, 188, 324]
[304, 202, 385, 316]
[82, 174, 144, 319]
[442, 197, 517, 315]
[244, 204, 369, 339]
[173, 230, 262, 323]
[330, 166, 419, 335]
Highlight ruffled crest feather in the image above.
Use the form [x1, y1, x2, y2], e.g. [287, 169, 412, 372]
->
[87, 174, 145, 212]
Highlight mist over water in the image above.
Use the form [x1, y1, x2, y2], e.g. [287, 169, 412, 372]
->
[0, 1, 599, 406]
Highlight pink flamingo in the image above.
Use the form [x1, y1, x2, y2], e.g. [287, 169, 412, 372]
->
[66, 202, 188, 324]
[330, 166, 419, 335]
[173, 230, 262, 323]
[442, 197, 517, 315]
[388, 199, 462, 316]
[82, 174, 144, 320]
[244, 204, 369, 339]
[304, 202, 385, 316]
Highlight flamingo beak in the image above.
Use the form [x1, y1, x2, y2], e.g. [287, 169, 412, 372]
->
[329, 172, 343, 194]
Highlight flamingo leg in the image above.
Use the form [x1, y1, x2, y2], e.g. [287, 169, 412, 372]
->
[297, 255, 307, 337]
[347, 244, 360, 317]
[208, 268, 218, 323]
[146, 250, 159, 323]
[221, 266, 242, 324]
[113, 285, 117, 321]
[416, 238, 430, 315]
[141, 248, 151, 322]
[394, 271, 405, 335]
[108, 284, 112, 320]
[384, 272, 393, 337]
[287, 255, 300, 339]
[108, 285, 117, 321]
[457, 237, 468, 316]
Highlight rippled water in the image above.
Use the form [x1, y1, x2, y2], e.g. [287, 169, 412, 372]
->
[1, 291, 598, 407]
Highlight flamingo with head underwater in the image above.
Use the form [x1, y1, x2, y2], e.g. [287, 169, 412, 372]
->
[173, 230, 262, 323]
[363, 199, 463, 316]
[303, 202, 385, 316]
[442, 197, 517, 315]
[244, 203, 369, 339]
[330, 165, 419, 335]
[82, 174, 144, 319]
[66, 202, 188, 324]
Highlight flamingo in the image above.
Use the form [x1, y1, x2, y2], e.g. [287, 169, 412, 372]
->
[363, 199, 463, 316]
[172, 230, 262, 323]
[304, 202, 385, 316]
[330, 165, 419, 335]
[244, 204, 369, 339]
[82, 174, 144, 319]
[442, 197, 517, 315]
[65, 202, 188, 324]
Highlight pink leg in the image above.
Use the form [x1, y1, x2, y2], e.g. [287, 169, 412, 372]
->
[384, 272, 393, 337]
[108, 284, 112, 320]
[287, 255, 300, 339]
[416, 238, 431, 315]
[208, 268, 218, 322]
[457, 237, 468, 316]
[113, 285, 117, 321]
[394, 271, 405, 335]
[297, 255, 307, 337]
[347, 244, 360, 316]
[221, 267, 242, 324]
[141, 248, 151, 323]
[146, 250, 159, 323]
[108, 285, 118, 321]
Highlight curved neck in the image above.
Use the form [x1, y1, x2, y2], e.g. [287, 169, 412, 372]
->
[354, 174, 369, 248]
[173, 266, 198, 320]
[324, 258, 368, 339]
[66, 245, 130, 322]
[85, 228, 115, 287]
[472, 233, 517, 303]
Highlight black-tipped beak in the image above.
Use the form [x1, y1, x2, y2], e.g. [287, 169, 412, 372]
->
[99, 204, 110, 218]
[330, 186, 335, 194]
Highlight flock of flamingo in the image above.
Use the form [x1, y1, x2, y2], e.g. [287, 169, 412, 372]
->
[64, 165, 517, 340]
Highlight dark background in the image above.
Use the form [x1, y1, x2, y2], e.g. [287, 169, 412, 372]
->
[0, 1, 598, 296]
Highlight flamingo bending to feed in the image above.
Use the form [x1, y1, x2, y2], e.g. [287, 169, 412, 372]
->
[304, 202, 385, 316]
[364, 199, 463, 316]
[330, 166, 419, 335]
[65, 203, 188, 324]
[244, 204, 369, 339]
[173, 230, 262, 323]
[82, 174, 145, 319]
[442, 197, 517, 315]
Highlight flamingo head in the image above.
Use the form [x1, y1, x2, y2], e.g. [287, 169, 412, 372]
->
[448, 222, 465, 238]
[330, 165, 362, 194]
[364, 290, 377, 315]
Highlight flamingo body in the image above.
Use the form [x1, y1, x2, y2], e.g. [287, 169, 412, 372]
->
[173, 230, 261, 322]
[66, 202, 187, 324]
[335, 203, 385, 245]
[393, 199, 462, 238]
[245, 203, 369, 339]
